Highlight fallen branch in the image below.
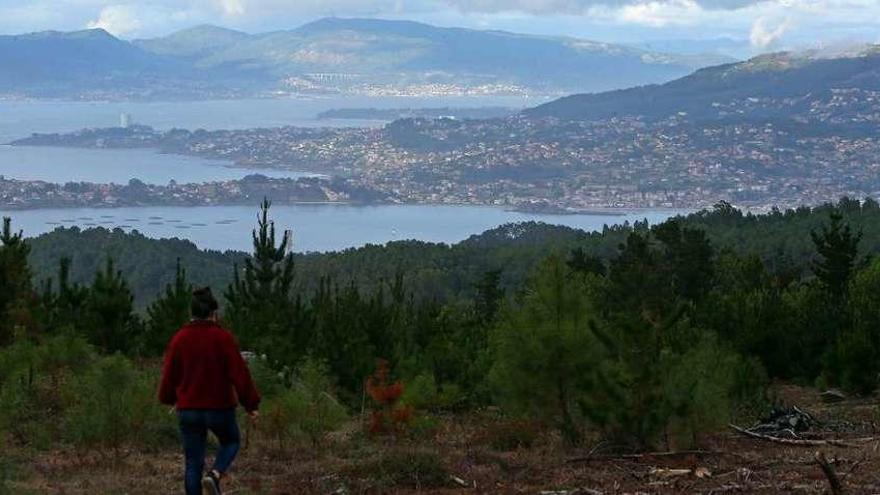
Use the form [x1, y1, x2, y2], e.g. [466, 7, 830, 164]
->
[539, 489, 603, 495]
[729, 424, 855, 448]
[815, 451, 845, 494]
[649, 467, 712, 479]
[567, 450, 743, 464]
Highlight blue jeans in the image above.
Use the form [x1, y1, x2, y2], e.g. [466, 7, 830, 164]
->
[178, 409, 241, 495]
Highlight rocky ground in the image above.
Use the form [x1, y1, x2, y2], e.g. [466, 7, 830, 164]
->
[6, 384, 879, 494]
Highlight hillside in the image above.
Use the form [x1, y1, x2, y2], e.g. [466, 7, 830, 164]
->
[0, 20, 735, 99]
[0, 29, 166, 95]
[134, 24, 251, 59]
[25, 221, 594, 307]
[0, 28, 245, 98]
[24, 200, 880, 307]
[9, 201, 880, 494]
[526, 47, 880, 120]
[133, 18, 733, 95]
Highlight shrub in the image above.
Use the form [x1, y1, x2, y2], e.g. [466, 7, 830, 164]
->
[358, 448, 448, 489]
[490, 254, 767, 450]
[589, 316, 766, 450]
[489, 255, 603, 445]
[484, 419, 539, 451]
[834, 259, 880, 395]
[660, 334, 768, 448]
[0, 457, 13, 495]
[262, 389, 305, 450]
[247, 354, 289, 399]
[0, 334, 95, 447]
[0, 340, 41, 445]
[0, 336, 175, 451]
[401, 372, 465, 412]
[366, 360, 411, 436]
[65, 354, 139, 450]
[129, 370, 179, 450]
[261, 358, 348, 449]
[402, 372, 437, 410]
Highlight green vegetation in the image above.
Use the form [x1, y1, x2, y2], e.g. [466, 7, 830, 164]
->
[3, 197, 880, 465]
[255, 357, 348, 450]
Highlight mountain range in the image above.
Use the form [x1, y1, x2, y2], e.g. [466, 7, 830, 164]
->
[12, 44, 880, 211]
[0, 18, 734, 99]
[526, 46, 880, 121]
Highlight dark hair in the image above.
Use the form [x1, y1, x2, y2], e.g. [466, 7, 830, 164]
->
[191, 287, 219, 319]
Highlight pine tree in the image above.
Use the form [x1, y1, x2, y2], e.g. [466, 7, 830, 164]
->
[811, 211, 862, 297]
[489, 254, 601, 445]
[654, 220, 715, 302]
[607, 231, 671, 319]
[473, 269, 504, 325]
[309, 277, 375, 399]
[44, 257, 90, 334]
[566, 247, 606, 280]
[143, 259, 192, 356]
[225, 199, 309, 361]
[838, 258, 880, 394]
[0, 217, 34, 344]
[85, 257, 140, 353]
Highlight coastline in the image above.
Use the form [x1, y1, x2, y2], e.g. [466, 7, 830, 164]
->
[0, 203, 684, 253]
[0, 199, 693, 218]
[3, 143, 705, 213]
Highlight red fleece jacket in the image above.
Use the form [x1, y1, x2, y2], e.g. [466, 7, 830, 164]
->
[158, 320, 261, 412]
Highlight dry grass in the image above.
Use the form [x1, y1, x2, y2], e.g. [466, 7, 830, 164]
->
[6, 384, 880, 494]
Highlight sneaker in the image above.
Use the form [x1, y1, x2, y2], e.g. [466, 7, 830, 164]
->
[201, 470, 222, 495]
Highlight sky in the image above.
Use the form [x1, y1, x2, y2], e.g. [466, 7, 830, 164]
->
[0, 0, 877, 55]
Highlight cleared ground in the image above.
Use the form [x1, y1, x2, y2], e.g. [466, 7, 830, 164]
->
[6, 385, 879, 494]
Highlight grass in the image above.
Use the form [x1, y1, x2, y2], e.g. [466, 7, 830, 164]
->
[5, 384, 880, 494]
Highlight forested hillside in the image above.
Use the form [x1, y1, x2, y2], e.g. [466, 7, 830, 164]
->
[26, 198, 880, 307]
[27, 228, 244, 307]
[5, 198, 880, 492]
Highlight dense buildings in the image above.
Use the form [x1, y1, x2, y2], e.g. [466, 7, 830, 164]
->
[15, 99, 880, 211]
[0, 175, 384, 210]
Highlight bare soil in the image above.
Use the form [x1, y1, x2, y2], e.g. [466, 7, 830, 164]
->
[6, 384, 880, 494]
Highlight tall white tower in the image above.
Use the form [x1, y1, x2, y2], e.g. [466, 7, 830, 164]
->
[120, 112, 131, 129]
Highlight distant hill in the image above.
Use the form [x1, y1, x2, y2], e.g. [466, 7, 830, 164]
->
[0, 19, 735, 99]
[134, 25, 251, 60]
[25, 221, 591, 306]
[133, 17, 733, 95]
[0, 28, 246, 98]
[525, 48, 880, 121]
[632, 37, 751, 59]
[0, 29, 168, 95]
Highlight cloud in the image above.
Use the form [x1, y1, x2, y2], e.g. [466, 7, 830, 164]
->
[204, 0, 421, 18]
[441, 0, 762, 15]
[87, 5, 141, 36]
[749, 16, 791, 48]
[615, 0, 703, 27]
[216, 0, 245, 16]
[0, 0, 877, 52]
